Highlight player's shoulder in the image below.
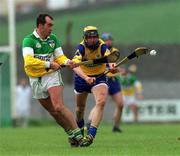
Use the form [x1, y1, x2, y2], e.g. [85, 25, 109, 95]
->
[50, 33, 57, 38]
[23, 33, 34, 40]
[22, 33, 35, 44]
[49, 33, 59, 40]
[99, 39, 105, 45]
[99, 39, 107, 51]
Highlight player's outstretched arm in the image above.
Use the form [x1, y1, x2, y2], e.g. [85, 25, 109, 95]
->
[73, 67, 95, 85]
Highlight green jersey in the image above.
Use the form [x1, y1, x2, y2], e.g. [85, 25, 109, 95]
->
[116, 73, 137, 95]
[22, 30, 60, 61]
[22, 30, 68, 77]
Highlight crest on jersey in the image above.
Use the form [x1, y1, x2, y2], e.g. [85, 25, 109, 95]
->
[75, 49, 81, 56]
[48, 40, 55, 48]
[36, 42, 41, 48]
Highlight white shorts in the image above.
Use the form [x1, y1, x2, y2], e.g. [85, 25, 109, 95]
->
[123, 95, 137, 106]
[29, 71, 64, 99]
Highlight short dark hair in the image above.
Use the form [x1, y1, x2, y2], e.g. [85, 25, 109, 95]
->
[36, 13, 53, 27]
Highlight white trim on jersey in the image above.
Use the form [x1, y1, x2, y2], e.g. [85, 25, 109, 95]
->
[33, 29, 50, 41]
[23, 47, 34, 58]
[54, 47, 64, 58]
[45, 61, 50, 68]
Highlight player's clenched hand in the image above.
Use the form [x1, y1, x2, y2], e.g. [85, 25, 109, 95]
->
[109, 67, 119, 74]
[50, 61, 61, 70]
[109, 64, 119, 74]
[85, 76, 96, 85]
[66, 60, 79, 69]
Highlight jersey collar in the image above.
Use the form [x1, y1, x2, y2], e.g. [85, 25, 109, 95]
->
[33, 29, 50, 41]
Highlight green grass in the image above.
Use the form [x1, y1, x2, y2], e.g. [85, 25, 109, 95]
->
[1, 1, 180, 46]
[0, 123, 180, 156]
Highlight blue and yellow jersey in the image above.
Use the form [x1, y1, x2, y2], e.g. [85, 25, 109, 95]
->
[106, 47, 120, 77]
[73, 39, 110, 76]
[22, 30, 69, 77]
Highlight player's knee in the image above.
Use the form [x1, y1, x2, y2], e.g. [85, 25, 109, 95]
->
[96, 99, 106, 108]
[53, 105, 66, 114]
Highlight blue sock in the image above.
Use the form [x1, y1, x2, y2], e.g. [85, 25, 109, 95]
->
[88, 126, 97, 138]
[77, 119, 84, 129]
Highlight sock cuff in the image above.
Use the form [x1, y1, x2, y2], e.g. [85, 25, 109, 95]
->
[76, 119, 84, 128]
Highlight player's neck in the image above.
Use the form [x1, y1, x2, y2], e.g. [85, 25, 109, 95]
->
[36, 28, 47, 40]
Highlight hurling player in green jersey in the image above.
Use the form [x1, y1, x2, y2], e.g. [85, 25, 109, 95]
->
[22, 13, 88, 147]
[116, 65, 143, 122]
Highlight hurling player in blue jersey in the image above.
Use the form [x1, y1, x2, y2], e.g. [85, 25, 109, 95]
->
[87, 33, 124, 132]
[72, 26, 115, 146]
[101, 33, 124, 132]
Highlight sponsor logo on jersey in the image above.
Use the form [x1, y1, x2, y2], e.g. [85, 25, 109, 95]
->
[34, 54, 52, 61]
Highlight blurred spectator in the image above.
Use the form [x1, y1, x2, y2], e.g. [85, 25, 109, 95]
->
[15, 78, 32, 127]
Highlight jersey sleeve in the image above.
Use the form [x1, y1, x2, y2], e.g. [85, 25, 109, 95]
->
[52, 33, 60, 49]
[22, 37, 34, 48]
[22, 37, 50, 69]
[72, 44, 84, 63]
[52, 34, 69, 65]
[53, 47, 69, 65]
[100, 44, 110, 56]
[134, 80, 143, 94]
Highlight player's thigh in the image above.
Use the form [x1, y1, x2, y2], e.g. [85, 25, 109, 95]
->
[48, 86, 64, 105]
[111, 91, 123, 107]
[92, 84, 108, 104]
[38, 97, 54, 111]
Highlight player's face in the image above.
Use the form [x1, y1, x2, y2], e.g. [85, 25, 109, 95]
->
[42, 16, 54, 38]
[86, 36, 99, 46]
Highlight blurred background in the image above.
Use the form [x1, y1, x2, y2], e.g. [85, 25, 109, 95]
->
[0, 0, 180, 127]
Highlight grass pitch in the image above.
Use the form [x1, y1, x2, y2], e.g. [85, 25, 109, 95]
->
[0, 123, 180, 156]
[1, 1, 180, 45]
